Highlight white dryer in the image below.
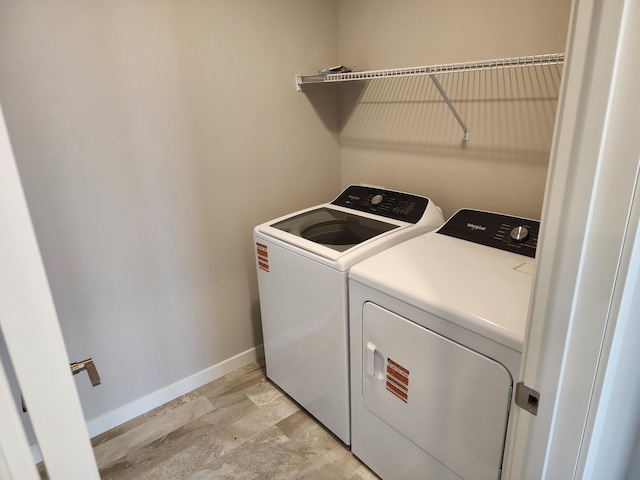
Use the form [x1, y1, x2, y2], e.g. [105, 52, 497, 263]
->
[254, 185, 444, 445]
[349, 209, 539, 479]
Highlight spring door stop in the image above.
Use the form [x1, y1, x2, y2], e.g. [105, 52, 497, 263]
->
[21, 358, 101, 412]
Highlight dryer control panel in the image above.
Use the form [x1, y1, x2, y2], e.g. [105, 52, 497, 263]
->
[331, 185, 429, 224]
[437, 209, 540, 258]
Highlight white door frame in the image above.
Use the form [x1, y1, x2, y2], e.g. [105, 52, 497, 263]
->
[0, 104, 100, 479]
[0, 356, 39, 479]
[506, 0, 640, 478]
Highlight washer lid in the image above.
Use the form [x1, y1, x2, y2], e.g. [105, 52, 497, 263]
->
[271, 207, 399, 252]
[253, 185, 445, 269]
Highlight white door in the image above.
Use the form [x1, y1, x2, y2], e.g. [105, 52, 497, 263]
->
[363, 302, 512, 480]
[505, 0, 640, 478]
[0, 104, 100, 479]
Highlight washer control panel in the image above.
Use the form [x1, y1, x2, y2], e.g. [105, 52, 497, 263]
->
[331, 185, 429, 224]
[437, 209, 540, 258]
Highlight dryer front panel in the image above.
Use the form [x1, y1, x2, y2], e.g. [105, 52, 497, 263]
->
[361, 302, 512, 480]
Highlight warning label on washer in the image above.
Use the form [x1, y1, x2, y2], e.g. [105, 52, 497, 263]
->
[256, 242, 269, 272]
[386, 358, 409, 403]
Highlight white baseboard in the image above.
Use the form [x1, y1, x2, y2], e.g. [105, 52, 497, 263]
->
[31, 345, 264, 464]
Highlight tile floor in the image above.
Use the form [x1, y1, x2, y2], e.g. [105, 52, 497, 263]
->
[40, 361, 378, 479]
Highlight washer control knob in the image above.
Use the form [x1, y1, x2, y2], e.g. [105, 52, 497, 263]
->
[371, 194, 384, 205]
[510, 226, 530, 243]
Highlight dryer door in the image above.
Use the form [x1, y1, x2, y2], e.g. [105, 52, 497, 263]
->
[362, 302, 512, 480]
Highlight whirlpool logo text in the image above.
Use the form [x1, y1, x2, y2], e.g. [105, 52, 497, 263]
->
[467, 223, 487, 231]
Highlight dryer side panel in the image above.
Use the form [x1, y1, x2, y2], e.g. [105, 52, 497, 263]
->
[362, 302, 512, 480]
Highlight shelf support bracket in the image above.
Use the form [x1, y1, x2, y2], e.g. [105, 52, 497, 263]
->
[428, 74, 469, 141]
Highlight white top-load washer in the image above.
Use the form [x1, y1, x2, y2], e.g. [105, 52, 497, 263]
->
[253, 185, 444, 445]
[349, 209, 539, 479]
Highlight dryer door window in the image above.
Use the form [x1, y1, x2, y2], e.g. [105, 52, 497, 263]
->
[361, 302, 512, 480]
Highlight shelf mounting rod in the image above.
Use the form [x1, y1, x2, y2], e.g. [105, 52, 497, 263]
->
[428, 74, 469, 141]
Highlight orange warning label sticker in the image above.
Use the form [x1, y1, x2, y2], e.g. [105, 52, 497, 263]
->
[256, 242, 269, 272]
[386, 358, 409, 403]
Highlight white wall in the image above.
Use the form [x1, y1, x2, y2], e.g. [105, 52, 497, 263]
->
[0, 0, 339, 444]
[336, 0, 572, 220]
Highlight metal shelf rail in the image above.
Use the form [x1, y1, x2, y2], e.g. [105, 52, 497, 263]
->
[296, 53, 565, 141]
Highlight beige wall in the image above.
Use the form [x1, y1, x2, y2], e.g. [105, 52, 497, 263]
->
[0, 0, 338, 430]
[337, 0, 572, 220]
[0, 0, 572, 445]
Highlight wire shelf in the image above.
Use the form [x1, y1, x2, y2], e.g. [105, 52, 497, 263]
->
[295, 53, 565, 141]
[296, 53, 565, 87]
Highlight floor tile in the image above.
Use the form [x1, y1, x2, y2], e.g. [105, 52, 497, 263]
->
[40, 361, 379, 479]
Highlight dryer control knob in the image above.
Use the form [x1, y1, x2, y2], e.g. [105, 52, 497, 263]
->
[371, 194, 384, 205]
[510, 226, 530, 243]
